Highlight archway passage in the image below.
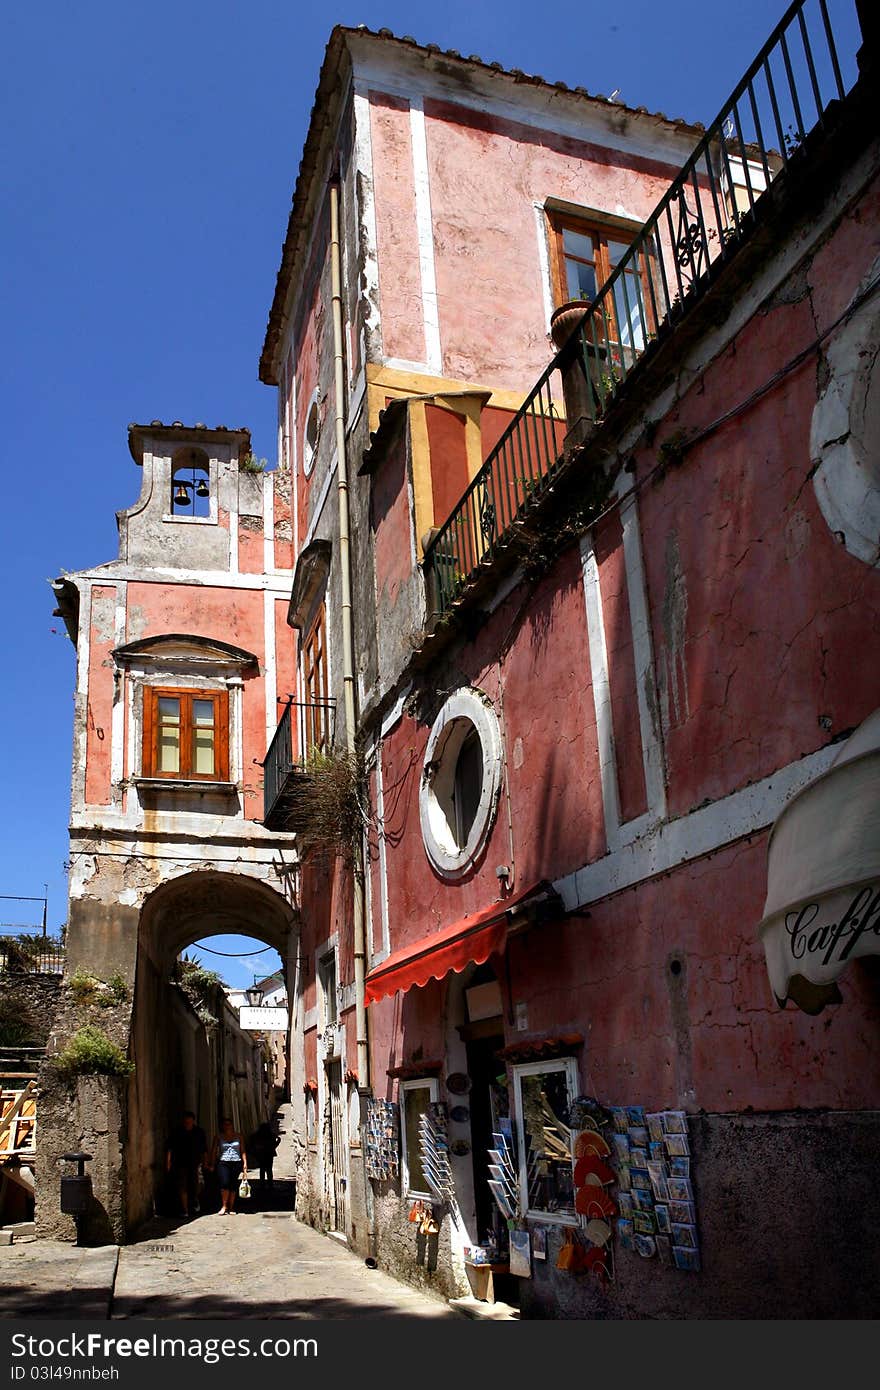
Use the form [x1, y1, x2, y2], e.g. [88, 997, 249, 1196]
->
[128, 871, 297, 1232]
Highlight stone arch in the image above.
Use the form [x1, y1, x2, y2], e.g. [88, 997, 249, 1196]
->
[126, 870, 298, 1231]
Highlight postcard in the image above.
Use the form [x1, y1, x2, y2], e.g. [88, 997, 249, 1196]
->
[632, 1189, 654, 1213]
[631, 1168, 652, 1192]
[509, 1228, 531, 1278]
[664, 1134, 690, 1158]
[670, 1201, 696, 1225]
[613, 1134, 631, 1162]
[649, 1141, 667, 1162]
[617, 1166, 632, 1191]
[628, 1126, 649, 1147]
[655, 1204, 671, 1234]
[626, 1106, 647, 1127]
[617, 1192, 633, 1217]
[671, 1223, 698, 1251]
[634, 1234, 657, 1259]
[487, 1179, 515, 1219]
[656, 1234, 672, 1265]
[612, 1108, 629, 1134]
[673, 1245, 701, 1272]
[531, 1225, 547, 1260]
[629, 1147, 648, 1167]
[670, 1157, 691, 1179]
[647, 1160, 668, 1183]
[617, 1217, 634, 1248]
[633, 1210, 656, 1235]
[651, 1178, 669, 1203]
[646, 1113, 665, 1143]
[662, 1110, 687, 1134]
[667, 1177, 693, 1203]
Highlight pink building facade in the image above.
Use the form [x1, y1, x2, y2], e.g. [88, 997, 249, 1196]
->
[259, 11, 880, 1317]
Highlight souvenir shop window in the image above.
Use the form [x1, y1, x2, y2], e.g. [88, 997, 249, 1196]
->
[512, 1057, 579, 1224]
[400, 1078, 439, 1198]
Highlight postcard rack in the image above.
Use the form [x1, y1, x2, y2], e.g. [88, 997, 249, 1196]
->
[418, 1102, 454, 1202]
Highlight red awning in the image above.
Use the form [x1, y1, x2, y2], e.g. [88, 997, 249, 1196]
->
[363, 882, 554, 1006]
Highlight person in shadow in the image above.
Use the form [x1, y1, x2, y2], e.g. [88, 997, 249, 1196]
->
[249, 1120, 280, 1193]
[165, 1111, 208, 1220]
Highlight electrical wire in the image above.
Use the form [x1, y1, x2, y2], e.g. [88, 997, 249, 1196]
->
[189, 942, 277, 958]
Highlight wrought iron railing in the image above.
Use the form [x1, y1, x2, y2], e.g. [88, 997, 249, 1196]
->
[0, 940, 65, 975]
[424, 0, 861, 618]
[262, 698, 337, 824]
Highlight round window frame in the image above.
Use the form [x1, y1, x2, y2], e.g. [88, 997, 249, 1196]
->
[303, 391, 320, 478]
[419, 689, 503, 879]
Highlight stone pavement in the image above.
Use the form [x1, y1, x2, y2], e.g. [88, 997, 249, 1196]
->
[0, 1217, 460, 1321]
[1, 1104, 460, 1320]
[111, 1210, 458, 1319]
[0, 1242, 119, 1318]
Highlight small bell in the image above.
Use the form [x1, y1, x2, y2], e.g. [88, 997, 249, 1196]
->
[195, 479, 209, 498]
[174, 483, 190, 506]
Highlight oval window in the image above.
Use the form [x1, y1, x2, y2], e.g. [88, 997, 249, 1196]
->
[419, 689, 503, 879]
[303, 396, 320, 477]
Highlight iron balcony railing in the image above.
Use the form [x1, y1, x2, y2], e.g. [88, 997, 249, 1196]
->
[262, 697, 337, 826]
[424, 0, 861, 619]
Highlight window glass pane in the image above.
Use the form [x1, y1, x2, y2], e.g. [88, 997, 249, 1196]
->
[319, 954, 337, 1025]
[157, 697, 180, 773]
[404, 1085, 433, 1195]
[607, 239, 632, 267]
[562, 228, 595, 260]
[453, 729, 483, 846]
[565, 258, 597, 302]
[191, 699, 215, 775]
[519, 1069, 576, 1216]
[612, 271, 646, 353]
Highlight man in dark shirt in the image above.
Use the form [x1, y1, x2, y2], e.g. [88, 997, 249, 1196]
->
[165, 1111, 208, 1218]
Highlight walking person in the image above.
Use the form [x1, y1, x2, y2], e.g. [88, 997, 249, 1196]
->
[209, 1117, 248, 1215]
[249, 1121, 280, 1192]
[165, 1110, 208, 1220]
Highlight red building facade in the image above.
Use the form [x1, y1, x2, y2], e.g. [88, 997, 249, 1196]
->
[261, 6, 880, 1317]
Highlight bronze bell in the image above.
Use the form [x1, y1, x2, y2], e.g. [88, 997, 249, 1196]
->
[195, 479, 209, 498]
[174, 483, 190, 506]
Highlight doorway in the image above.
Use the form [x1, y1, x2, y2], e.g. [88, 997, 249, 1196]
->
[326, 1059, 347, 1234]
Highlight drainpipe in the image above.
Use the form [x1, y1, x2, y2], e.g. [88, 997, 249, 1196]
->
[329, 180, 369, 1089]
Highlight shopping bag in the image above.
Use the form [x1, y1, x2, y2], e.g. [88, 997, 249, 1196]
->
[238, 1177, 251, 1199]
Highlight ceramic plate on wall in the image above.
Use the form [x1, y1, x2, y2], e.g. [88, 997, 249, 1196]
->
[449, 1105, 470, 1123]
[446, 1073, 471, 1094]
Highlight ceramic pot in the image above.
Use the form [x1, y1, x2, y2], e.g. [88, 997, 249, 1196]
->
[550, 300, 591, 349]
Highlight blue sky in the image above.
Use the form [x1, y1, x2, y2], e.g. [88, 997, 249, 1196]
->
[0, 1, 861, 985]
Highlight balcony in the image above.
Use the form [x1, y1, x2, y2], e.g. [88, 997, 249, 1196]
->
[423, 0, 863, 622]
[261, 698, 337, 831]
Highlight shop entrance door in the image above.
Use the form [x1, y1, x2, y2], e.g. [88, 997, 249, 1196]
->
[465, 1029, 508, 1248]
[326, 1060, 347, 1233]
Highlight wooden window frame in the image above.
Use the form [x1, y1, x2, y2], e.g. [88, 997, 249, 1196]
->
[302, 605, 329, 755]
[546, 208, 658, 349]
[142, 686, 230, 782]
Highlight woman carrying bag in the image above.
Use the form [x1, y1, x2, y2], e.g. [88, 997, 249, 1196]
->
[209, 1117, 248, 1215]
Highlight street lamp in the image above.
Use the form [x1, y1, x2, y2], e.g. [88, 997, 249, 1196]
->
[244, 979, 262, 1008]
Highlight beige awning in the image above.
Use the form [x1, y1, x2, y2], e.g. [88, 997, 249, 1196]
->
[759, 708, 880, 1014]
